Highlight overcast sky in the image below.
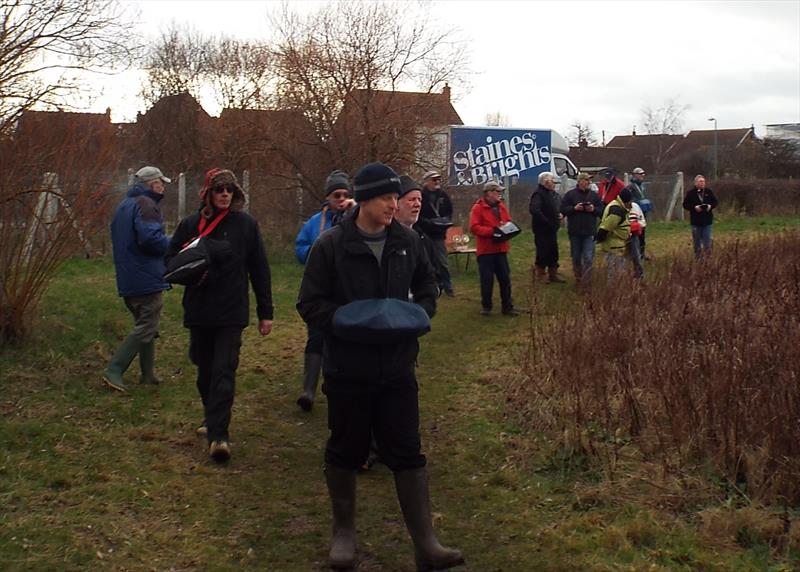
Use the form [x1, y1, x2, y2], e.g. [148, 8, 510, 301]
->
[100, 0, 799, 140]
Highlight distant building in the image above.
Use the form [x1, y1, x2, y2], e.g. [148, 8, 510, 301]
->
[764, 123, 800, 141]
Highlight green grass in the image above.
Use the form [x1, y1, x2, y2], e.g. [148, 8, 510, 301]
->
[1, 216, 799, 571]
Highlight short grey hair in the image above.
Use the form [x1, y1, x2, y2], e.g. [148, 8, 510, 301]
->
[694, 174, 706, 182]
[538, 172, 557, 185]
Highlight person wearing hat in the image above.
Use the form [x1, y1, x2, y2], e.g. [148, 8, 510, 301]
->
[297, 162, 463, 571]
[294, 170, 355, 412]
[469, 180, 520, 315]
[560, 172, 604, 289]
[166, 168, 274, 463]
[104, 166, 172, 393]
[416, 170, 456, 296]
[529, 172, 566, 283]
[597, 168, 626, 205]
[623, 167, 651, 261]
[596, 187, 633, 280]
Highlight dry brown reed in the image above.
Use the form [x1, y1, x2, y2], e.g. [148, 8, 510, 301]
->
[512, 231, 800, 505]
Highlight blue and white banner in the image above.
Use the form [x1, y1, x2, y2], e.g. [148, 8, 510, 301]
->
[450, 127, 553, 186]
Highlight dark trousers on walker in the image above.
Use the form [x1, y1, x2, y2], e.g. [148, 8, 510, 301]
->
[324, 376, 426, 472]
[189, 326, 243, 443]
[477, 252, 512, 311]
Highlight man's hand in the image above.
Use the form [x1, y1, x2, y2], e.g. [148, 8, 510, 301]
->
[258, 319, 273, 336]
[575, 203, 584, 211]
[695, 205, 703, 212]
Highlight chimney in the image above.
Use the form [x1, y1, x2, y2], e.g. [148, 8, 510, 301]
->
[579, 137, 588, 149]
[442, 83, 451, 101]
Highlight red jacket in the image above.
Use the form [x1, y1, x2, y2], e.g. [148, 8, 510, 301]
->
[469, 197, 512, 256]
[597, 177, 625, 204]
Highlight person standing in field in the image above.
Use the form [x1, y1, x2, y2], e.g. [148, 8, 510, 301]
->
[104, 166, 172, 392]
[469, 180, 520, 316]
[560, 172, 603, 288]
[682, 174, 718, 259]
[596, 187, 633, 280]
[529, 172, 565, 283]
[166, 168, 273, 464]
[416, 170, 455, 297]
[294, 170, 355, 412]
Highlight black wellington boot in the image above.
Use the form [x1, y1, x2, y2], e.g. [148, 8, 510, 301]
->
[394, 467, 464, 572]
[297, 353, 322, 412]
[325, 464, 357, 570]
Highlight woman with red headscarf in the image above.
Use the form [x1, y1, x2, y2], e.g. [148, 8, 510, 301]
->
[166, 169, 274, 463]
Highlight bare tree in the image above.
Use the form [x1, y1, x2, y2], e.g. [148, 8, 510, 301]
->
[0, 0, 137, 136]
[140, 24, 209, 106]
[485, 111, 511, 127]
[205, 38, 275, 110]
[567, 120, 598, 146]
[268, 0, 471, 191]
[640, 98, 689, 135]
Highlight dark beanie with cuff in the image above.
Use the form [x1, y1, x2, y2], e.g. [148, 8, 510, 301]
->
[325, 170, 351, 196]
[352, 162, 401, 202]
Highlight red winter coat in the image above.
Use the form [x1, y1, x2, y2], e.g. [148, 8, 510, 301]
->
[469, 197, 512, 256]
[597, 177, 626, 204]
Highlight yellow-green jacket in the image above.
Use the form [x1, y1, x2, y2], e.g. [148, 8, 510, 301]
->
[596, 197, 630, 256]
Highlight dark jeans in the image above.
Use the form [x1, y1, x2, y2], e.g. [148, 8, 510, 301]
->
[691, 224, 713, 258]
[639, 227, 647, 258]
[305, 325, 324, 355]
[477, 252, 513, 311]
[533, 231, 559, 268]
[324, 377, 426, 472]
[189, 326, 243, 443]
[123, 292, 163, 344]
[432, 238, 453, 293]
[629, 236, 644, 279]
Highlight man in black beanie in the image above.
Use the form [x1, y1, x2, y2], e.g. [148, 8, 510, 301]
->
[294, 169, 355, 411]
[297, 162, 464, 571]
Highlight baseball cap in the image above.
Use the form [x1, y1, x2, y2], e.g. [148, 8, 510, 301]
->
[135, 166, 171, 184]
[632, 167, 646, 175]
[577, 172, 592, 182]
[483, 180, 506, 192]
[422, 170, 441, 181]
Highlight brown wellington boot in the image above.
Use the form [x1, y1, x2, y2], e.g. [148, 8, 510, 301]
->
[534, 266, 548, 283]
[325, 464, 357, 569]
[394, 467, 464, 572]
[548, 266, 566, 283]
[572, 262, 583, 288]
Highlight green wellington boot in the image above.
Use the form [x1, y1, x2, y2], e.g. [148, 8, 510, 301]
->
[102, 334, 141, 392]
[138, 340, 161, 385]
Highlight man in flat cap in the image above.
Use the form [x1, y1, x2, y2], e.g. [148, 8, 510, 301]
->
[416, 170, 455, 296]
[104, 166, 172, 392]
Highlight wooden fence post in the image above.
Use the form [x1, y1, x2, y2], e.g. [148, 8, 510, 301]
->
[178, 172, 186, 222]
[665, 171, 684, 221]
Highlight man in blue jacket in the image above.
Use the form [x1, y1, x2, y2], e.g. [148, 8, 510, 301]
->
[295, 170, 354, 411]
[104, 166, 171, 392]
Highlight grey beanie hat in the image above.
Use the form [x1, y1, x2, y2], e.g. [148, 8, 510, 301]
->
[324, 170, 351, 196]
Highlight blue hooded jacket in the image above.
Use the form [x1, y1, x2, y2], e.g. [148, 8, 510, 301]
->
[110, 183, 170, 297]
[295, 207, 336, 264]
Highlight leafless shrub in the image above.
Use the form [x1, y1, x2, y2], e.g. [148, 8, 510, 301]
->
[511, 232, 800, 504]
[0, 122, 118, 342]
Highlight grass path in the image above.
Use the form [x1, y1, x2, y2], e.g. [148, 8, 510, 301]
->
[2, 216, 799, 571]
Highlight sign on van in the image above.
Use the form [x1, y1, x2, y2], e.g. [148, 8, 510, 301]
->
[450, 126, 554, 186]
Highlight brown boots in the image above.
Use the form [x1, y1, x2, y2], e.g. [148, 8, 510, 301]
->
[394, 468, 465, 572]
[547, 266, 566, 283]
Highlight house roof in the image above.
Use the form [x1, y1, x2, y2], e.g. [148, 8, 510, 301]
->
[344, 87, 463, 127]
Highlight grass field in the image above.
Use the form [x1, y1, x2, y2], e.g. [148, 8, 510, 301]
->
[1, 215, 799, 571]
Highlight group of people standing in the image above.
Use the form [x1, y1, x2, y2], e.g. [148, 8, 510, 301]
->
[103, 160, 718, 571]
[106, 163, 464, 571]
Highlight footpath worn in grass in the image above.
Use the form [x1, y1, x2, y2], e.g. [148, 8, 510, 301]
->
[1, 216, 799, 571]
